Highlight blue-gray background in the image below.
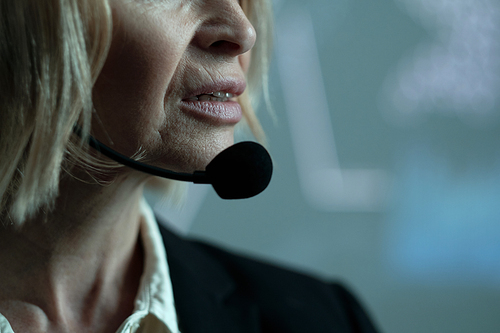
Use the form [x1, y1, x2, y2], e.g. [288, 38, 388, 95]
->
[151, 0, 500, 332]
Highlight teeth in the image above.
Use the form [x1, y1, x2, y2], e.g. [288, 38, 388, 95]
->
[212, 91, 234, 98]
[188, 91, 234, 102]
[198, 95, 211, 101]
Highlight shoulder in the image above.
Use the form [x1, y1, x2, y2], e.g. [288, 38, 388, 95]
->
[158, 223, 379, 333]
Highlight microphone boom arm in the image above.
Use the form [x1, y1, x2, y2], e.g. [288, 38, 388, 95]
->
[73, 125, 273, 199]
[86, 134, 210, 184]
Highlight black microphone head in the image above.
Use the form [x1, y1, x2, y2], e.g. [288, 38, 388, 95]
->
[205, 141, 273, 199]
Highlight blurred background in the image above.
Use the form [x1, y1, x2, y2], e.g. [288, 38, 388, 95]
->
[148, 0, 500, 332]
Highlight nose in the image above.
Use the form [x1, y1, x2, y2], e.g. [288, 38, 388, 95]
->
[192, 1, 257, 58]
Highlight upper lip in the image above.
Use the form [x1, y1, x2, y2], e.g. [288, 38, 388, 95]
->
[182, 78, 246, 100]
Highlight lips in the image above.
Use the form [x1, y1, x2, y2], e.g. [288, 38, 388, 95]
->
[180, 78, 246, 124]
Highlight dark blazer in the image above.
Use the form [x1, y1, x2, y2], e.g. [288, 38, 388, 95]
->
[159, 224, 380, 333]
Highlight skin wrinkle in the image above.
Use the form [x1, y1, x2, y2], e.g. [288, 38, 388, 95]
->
[0, 0, 256, 331]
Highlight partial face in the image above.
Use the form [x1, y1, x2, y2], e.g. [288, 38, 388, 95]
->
[92, 0, 256, 173]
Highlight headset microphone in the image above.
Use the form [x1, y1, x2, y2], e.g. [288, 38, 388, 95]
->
[85, 133, 273, 199]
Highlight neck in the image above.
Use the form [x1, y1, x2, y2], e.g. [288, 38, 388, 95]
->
[0, 172, 148, 332]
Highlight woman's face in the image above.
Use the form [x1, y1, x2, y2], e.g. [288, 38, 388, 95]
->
[92, 0, 256, 173]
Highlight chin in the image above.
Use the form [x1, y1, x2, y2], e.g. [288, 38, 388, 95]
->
[147, 129, 235, 173]
[188, 137, 235, 172]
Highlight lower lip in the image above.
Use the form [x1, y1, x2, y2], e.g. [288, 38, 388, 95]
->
[180, 100, 242, 124]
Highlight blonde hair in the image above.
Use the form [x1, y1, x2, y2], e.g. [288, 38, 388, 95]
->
[239, 0, 274, 143]
[0, 0, 112, 225]
[0, 0, 273, 225]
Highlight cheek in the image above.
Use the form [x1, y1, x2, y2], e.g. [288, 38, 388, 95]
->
[92, 7, 187, 155]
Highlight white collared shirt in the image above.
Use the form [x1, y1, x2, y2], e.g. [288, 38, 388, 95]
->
[0, 199, 180, 333]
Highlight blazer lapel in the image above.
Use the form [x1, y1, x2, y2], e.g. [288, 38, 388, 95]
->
[159, 225, 260, 333]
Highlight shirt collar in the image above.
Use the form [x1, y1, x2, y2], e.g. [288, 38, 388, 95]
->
[116, 198, 180, 333]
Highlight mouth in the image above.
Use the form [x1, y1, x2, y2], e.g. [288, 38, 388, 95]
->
[180, 90, 242, 124]
[178, 79, 245, 124]
[185, 91, 236, 102]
